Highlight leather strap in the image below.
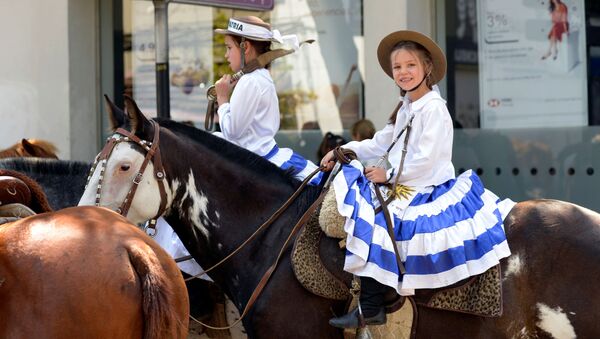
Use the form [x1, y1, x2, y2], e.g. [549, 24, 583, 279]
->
[92, 121, 168, 224]
[374, 186, 406, 275]
[204, 41, 314, 131]
[189, 168, 327, 330]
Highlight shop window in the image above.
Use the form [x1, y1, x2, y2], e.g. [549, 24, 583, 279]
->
[119, 0, 363, 133]
[443, 0, 598, 129]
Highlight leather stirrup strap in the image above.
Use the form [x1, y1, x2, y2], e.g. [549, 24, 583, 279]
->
[374, 185, 406, 275]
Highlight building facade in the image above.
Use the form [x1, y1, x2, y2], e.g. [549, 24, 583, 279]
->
[2, 0, 600, 209]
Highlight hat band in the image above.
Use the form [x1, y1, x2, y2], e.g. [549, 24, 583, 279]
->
[227, 18, 300, 50]
[227, 18, 272, 40]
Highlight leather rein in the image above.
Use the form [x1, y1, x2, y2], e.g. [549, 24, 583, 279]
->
[85, 120, 168, 232]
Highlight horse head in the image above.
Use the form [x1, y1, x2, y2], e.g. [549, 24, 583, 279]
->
[78, 95, 169, 225]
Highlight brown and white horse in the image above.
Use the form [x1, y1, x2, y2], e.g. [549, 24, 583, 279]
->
[0, 205, 189, 339]
[79, 95, 600, 338]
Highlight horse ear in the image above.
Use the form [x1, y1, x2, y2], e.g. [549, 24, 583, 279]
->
[123, 94, 152, 135]
[20, 139, 36, 156]
[104, 94, 127, 131]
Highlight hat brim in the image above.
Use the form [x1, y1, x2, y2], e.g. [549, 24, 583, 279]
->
[377, 30, 446, 84]
[214, 28, 274, 42]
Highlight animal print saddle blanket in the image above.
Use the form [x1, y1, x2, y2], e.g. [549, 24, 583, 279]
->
[291, 201, 503, 318]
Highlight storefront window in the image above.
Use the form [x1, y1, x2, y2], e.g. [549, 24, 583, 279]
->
[121, 0, 363, 134]
[443, 0, 598, 129]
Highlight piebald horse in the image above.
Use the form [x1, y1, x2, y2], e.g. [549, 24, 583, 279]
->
[79, 96, 600, 338]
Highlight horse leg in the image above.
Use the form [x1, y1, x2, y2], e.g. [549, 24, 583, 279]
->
[126, 240, 190, 339]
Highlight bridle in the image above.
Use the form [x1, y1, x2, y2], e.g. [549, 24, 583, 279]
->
[85, 120, 168, 234]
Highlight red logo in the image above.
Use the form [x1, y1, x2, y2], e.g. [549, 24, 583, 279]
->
[487, 98, 500, 107]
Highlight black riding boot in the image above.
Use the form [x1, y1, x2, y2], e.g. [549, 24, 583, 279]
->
[329, 277, 387, 329]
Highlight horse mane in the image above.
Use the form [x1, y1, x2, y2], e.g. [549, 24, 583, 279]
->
[0, 158, 89, 177]
[155, 118, 303, 188]
[0, 158, 91, 210]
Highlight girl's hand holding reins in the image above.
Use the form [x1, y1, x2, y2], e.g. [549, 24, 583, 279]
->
[215, 74, 238, 107]
[364, 166, 388, 183]
[320, 150, 335, 172]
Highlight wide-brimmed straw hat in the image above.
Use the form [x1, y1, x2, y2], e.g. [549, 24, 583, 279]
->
[215, 16, 299, 49]
[377, 30, 446, 84]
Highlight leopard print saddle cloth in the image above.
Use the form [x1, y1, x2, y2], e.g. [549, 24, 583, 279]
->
[291, 206, 503, 317]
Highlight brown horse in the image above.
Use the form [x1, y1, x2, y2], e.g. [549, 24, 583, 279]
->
[0, 138, 59, 159]
[80, 96, 600, 338]
[0, 206, 189, 339]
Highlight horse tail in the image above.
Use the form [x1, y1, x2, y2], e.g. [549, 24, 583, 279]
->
[127, 241, 187, 339]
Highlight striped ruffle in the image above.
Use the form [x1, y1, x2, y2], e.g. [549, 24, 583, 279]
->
[333, 160, 514, 295]
[264, 145, 324, 185]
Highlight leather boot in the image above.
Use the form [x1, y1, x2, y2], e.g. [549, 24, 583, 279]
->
[329, 277, 387, 329]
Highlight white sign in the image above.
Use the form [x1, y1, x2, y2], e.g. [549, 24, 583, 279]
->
[477, 0, 587, 129]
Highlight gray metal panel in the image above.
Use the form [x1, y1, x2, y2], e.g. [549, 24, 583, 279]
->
[454, 127, 600, 211]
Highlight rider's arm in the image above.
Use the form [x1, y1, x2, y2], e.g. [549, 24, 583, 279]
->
[217, 77, 263, 141]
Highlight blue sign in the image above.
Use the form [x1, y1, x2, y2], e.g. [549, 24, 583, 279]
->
[171, 0, 274, 11]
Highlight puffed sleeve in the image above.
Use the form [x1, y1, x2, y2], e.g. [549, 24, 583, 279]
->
[217, 76, 263, 141]
[389, 101, 452, 183]
[343, 123, 394, 160]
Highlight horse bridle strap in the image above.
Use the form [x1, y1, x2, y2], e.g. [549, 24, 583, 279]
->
[89, 120, 168, 225]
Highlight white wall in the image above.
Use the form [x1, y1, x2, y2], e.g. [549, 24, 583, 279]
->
[0, 0, 100, 161]
[0, 0, 70, 157]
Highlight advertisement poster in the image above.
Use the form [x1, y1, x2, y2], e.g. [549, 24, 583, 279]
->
[477, 0, 587, 129]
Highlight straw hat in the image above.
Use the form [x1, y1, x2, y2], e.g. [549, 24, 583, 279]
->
[377, 30, 446, 84]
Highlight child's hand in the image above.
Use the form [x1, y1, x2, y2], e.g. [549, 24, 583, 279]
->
[320, 150, 336, 171]
[364, 166, 387, 183]
[215, 74, 238, 106]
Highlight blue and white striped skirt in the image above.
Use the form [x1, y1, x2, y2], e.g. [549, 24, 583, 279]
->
[333, 160, 515, 295]
[264, 145, 324, 185]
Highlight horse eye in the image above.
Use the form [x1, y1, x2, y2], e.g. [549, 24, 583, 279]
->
[120, 164, 131, 171]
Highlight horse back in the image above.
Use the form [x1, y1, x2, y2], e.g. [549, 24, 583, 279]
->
[0, 206, 188, 339]
[498, 199, 600, 338]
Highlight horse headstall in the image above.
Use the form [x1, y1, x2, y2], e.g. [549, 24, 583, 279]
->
[85, 120, 168, 234]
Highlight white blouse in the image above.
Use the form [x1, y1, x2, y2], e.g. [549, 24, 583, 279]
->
[215, 68, 279, 157]
[343, 90, 455, 187]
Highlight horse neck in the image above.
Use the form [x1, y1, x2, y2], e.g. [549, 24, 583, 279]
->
[162, 135, 310, 298]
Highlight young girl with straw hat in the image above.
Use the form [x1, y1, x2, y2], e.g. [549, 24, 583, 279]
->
[323, 30, 515, 329]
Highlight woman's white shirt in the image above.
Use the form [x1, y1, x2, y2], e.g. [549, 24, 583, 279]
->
[343, 90, 455, 187]
[215, 68, 278, 157]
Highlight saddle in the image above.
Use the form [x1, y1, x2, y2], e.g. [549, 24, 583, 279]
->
[291, 205, 503, 338]
[0, 170, 53, 224]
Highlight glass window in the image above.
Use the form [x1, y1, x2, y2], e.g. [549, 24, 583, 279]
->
[443, 0, 598, 129]
[120, 0, 364, 134]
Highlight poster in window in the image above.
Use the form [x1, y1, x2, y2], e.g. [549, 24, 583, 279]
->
[477, 0, 587, 129]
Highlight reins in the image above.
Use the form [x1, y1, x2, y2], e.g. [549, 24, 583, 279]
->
[182, 166, 324, 283]
[89, 120, 333, 330]
[188, 165, 328, 330]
